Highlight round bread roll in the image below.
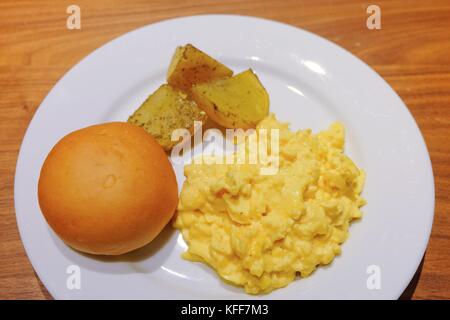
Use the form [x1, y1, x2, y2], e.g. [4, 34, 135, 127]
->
[38, 122, 178, 255]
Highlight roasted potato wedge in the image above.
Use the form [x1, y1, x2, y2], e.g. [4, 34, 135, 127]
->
[190, 69, 269, 129]
[167, 44, 233, 91]
[128, 84, 207, 151]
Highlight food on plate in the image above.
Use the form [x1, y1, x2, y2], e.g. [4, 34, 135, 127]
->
[174, 114, 366, 294]
[38, 122, 178, 255]
[128, 45, 269, 151]
[190, 69, 269, 129]
[167, 44, 233, 91]
[128, 84, 207, 151]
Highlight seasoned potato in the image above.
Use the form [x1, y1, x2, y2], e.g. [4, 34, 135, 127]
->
[128, 84, 207, 151]
[167, 44, 233, 91]
[190, 69, 269, 128]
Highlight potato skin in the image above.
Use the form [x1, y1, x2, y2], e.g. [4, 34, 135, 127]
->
[167, 44, 233, 91]
[128, 84, 207, 151]
[190, 69, 270, 128]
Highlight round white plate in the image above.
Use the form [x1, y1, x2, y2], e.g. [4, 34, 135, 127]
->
[15, 15, 434, 299]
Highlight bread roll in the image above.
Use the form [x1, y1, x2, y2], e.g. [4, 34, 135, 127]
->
[38, 122, 178, 255]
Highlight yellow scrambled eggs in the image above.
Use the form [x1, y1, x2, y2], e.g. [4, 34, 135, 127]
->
[174, 114, 366, 294]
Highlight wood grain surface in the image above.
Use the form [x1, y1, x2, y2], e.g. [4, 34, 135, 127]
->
[0, 0, 449, 300]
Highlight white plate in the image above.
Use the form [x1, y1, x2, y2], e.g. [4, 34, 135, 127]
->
[14, 15, 434, 299]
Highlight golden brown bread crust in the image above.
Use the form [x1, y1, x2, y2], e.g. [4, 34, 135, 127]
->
[38, 122, 178, 255]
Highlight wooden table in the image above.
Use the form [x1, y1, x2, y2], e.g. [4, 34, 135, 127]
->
[1, 0, 449, 300]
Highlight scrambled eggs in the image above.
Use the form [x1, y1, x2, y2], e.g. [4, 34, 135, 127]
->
[174, 114, 366, 294]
